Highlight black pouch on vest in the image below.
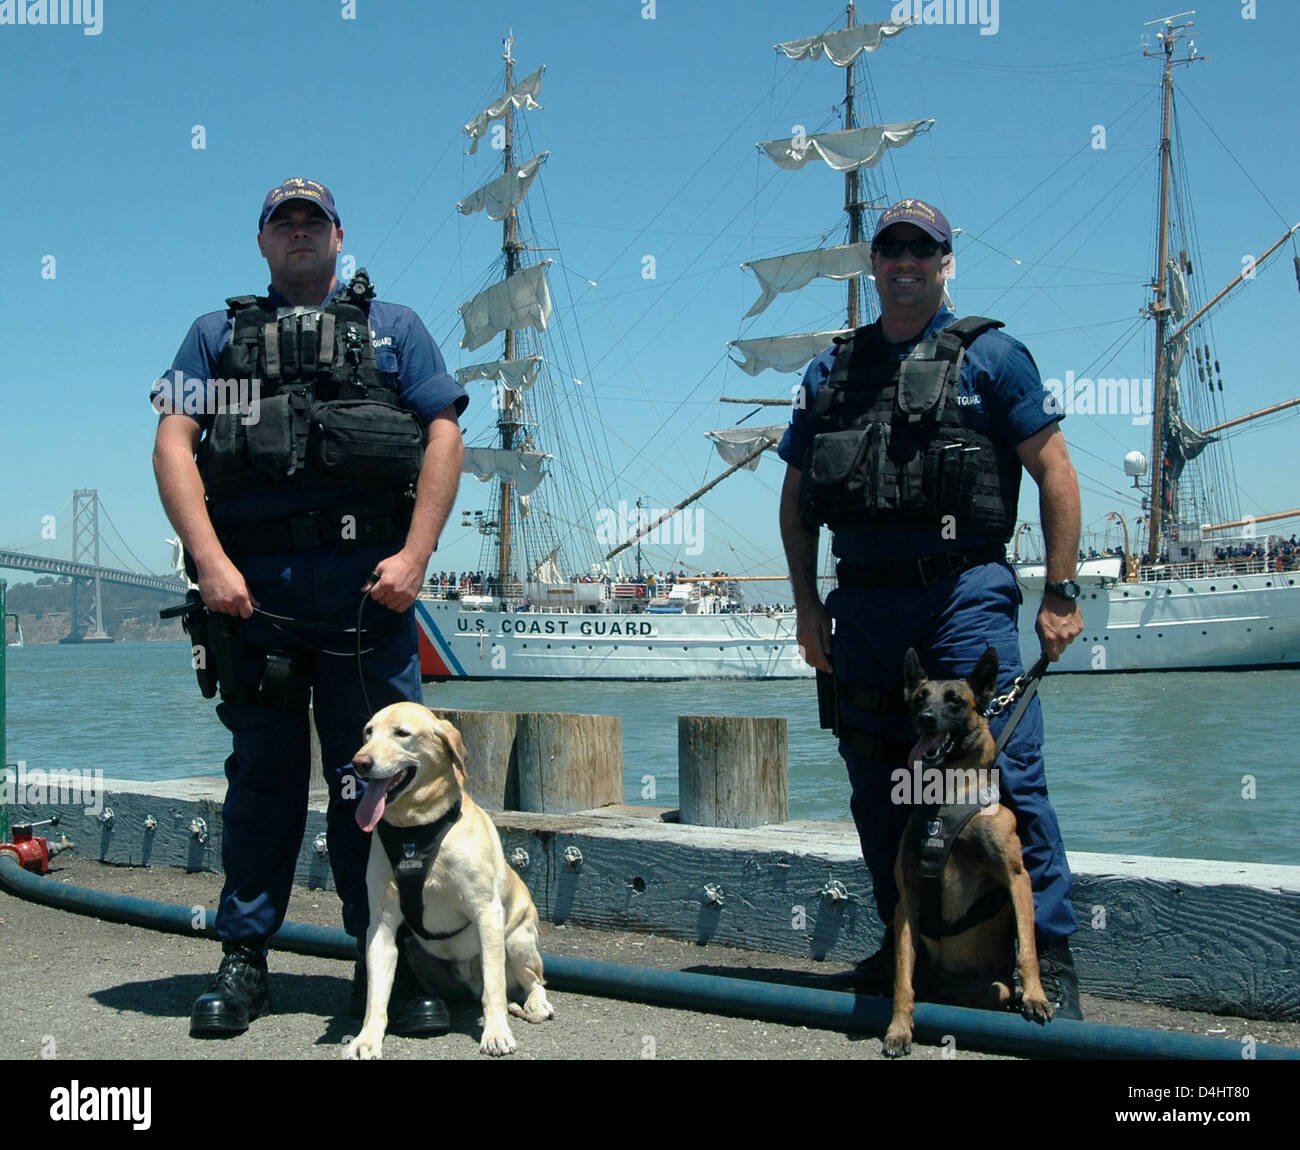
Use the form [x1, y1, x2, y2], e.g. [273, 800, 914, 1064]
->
[309, 400, 424, 482]
[244, 392, 310, 479]
[803, 422, 890, 518]
[894, 352, 951, 425]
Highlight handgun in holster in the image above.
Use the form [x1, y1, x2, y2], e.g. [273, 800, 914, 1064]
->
[816, 669, 840, 737]
[159, 591, 248, 702]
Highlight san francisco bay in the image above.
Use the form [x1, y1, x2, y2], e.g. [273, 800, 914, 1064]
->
[4, 640, 1295, 865]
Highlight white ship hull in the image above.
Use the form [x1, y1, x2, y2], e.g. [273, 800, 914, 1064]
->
[415, 597, 812, 680]
[1016, 559, 1300, 672]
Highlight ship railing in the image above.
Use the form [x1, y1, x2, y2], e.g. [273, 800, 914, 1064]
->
[1137, 556, 1273, 581]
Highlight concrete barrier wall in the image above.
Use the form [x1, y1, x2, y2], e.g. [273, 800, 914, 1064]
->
[7, 779, 1298, 1021]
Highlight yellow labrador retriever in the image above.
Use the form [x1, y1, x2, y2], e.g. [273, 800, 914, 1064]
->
[344, 703, 554, 1058]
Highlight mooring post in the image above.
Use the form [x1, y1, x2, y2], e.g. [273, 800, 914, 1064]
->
[431, 707, 521, 810]
[678, 715, 789, 828]
[515, 712, 623, 814]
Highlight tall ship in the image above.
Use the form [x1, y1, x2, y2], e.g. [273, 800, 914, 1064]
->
[1012, 13, 1299, 672]
[416, 37, 815, 680]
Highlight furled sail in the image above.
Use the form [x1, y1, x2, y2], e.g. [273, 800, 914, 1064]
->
[463, 65, 545, 154]
[458, 261, 553, 352]
[728, 330, 852, 376]
[742, 243, 873, 317]
[1167, 258, 1189, 322]
[462, 448, 550, 496]
[457, 152, 549, 220]
[775, 19, 910, 66]
[455, 355, 544, 391]
[759, 121, 934, 173]
[705, 426, 786, 470]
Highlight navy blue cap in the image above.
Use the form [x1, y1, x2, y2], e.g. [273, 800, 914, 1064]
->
[872, 198, 952, 248]
[259, 178, 341, 230]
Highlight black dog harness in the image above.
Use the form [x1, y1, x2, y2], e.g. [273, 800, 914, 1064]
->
[916, 802, 1009, 939]
[374, 800, 472, 941]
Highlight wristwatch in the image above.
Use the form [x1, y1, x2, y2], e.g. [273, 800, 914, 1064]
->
[1043, 579, 1082, 602]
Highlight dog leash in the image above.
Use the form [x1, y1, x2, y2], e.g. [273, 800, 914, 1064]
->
[984, 653, 1050, 759]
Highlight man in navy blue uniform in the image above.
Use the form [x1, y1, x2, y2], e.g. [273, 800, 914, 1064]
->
[152, 178, 467, 1036]
[778, 199, 1084, 1018]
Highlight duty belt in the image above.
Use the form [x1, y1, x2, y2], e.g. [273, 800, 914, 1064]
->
[836, 544, 1006, 590]
[213, 490, 412, 558]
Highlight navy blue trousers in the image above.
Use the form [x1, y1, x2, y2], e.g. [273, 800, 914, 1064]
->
[829, 560, 1077, 939]
[212, 542, 421, 947]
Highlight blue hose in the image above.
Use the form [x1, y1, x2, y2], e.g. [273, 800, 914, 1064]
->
[1, 852, 1295, 1060]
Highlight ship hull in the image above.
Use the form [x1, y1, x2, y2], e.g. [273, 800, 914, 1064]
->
[415, 598, 811, 680]
[1016, 566, 1300, 672]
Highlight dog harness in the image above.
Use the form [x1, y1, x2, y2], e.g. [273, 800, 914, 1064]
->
[916, 802, 1009, 939]
[374, 799, 472, 941]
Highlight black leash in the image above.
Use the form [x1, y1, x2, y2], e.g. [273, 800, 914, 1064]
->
[984, 653, 1050, 759]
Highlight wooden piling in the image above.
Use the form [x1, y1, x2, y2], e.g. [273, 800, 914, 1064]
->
[430, 707, 520, 810]
[678, 715, 788, 828]
[515, 712, 623, 814]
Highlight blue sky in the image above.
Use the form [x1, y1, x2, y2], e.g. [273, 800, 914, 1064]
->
[1, 0, 1296, 592]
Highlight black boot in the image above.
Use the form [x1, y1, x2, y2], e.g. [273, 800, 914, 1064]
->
[1033, 930, 1083, 1021]
[822, 925, 897, 995]
[350, 936, 451, 1035]
[190, 943, 270, 1037]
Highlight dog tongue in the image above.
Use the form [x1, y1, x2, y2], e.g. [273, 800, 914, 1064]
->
[909, 733, 947, 767]
[355, 778, 390, 833]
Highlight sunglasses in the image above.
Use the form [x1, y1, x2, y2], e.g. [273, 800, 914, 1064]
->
[872, 238, 945, 260]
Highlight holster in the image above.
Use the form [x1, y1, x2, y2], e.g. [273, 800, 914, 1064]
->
[816, 669, 840, 736]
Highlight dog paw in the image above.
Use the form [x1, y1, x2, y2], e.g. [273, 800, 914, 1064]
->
[1021, 992, 1055, 1024]
[510, 991, 555, 1023]
[480, 1019, 517, 1056]
[881, 1025, 913, 1058]
[344, 1032, 385, 1060]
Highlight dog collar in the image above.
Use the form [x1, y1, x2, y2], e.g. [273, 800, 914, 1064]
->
[375, 800, 470, 941]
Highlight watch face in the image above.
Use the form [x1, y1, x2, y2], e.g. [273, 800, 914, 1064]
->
[1050, 579, 1081, 600]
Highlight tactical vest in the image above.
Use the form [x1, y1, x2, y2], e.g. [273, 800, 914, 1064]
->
[197, 270, 425, 503]
[799, 316, 1022, 541]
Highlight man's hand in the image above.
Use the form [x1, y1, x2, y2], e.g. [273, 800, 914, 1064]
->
[196, 553, 257, 619]
[1035, 594, 1082, 662]
[363, 548, 426, 613]
[796, 598, 833, 673]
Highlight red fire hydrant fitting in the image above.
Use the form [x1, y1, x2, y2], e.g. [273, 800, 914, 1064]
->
[0, 818, 67, 875]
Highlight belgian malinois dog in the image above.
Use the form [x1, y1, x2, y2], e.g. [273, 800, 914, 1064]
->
[881, 647, 1053, 1057]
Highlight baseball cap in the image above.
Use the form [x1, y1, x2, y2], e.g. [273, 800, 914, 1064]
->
[259, 177, 341, 230]
[872, 198, 952, 248]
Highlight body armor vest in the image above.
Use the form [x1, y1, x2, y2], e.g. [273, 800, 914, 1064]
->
[799, 316, 1022, 542]
[197, 270, 425, 503]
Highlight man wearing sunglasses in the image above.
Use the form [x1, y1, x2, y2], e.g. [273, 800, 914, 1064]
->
[777, 198, 1084, 1019]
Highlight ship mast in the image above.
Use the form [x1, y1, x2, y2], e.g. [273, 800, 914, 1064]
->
[844, 2, 862, 329]
[1143, 11, 1201, 564]
[497, 33, 520, 592]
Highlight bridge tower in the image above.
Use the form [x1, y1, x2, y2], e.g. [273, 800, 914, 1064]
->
[61, 489, 111, 643]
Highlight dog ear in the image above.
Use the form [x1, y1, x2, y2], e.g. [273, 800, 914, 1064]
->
[903, 648, 926, 699]
[433, 720, 469, 780]
[968, 647, 1000, 710]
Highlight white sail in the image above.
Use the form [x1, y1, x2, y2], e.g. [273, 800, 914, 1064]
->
[455, 355, 544, 391]
[462, 448, 550, 496]
[463, 65, 545, 155]
[457, 152, 548, 220]
[759, 120, 934, 173]
[728, 330, 852, 376]
[775, 19, 910, 65]
[531, 546, 563, 583]
[458, 261, 554, 352]
[705, 426, 786, 470]
[742, 243, 873, 317]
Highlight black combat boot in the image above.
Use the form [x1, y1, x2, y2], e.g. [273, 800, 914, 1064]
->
[190, 943, 270, 1036]
[350, 936, 451, 1035]
[1034, 930, 1083, 1020]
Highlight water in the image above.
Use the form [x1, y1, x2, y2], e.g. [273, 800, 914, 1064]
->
[4, 641, 1296, 865]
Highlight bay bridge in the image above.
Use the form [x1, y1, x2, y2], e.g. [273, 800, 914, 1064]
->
[0, 490, 185, 642]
